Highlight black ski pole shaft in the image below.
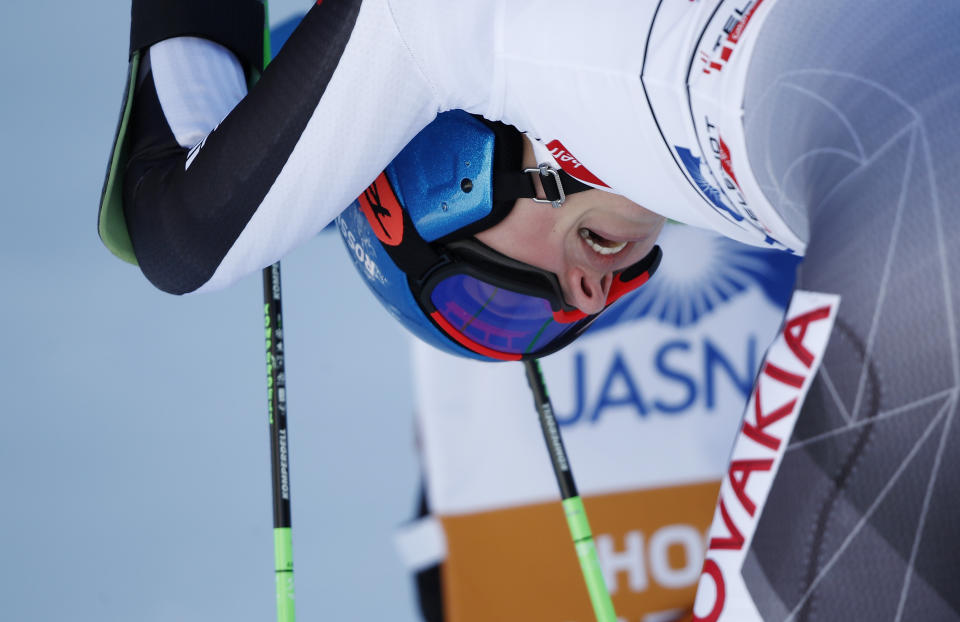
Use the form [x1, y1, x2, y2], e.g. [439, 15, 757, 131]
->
[264, 262, 295, 621]
[523, 359, 616, 622]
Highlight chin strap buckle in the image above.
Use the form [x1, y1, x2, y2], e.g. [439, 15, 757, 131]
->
[525, 163, 566, 208]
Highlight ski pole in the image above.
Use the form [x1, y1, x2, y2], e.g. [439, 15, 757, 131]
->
[264, 263, 295, 622]
[256, 7, 295, 621]
[523, 359, 616, 622]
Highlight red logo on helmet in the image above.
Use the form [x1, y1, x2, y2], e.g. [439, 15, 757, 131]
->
[545, 140, 608, 188]
[358, 172, 404, 246]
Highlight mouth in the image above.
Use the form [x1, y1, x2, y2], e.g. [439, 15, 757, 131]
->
[579, 227, 628, 256]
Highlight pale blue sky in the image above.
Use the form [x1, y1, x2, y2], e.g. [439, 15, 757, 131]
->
[0, 2, 420, 620]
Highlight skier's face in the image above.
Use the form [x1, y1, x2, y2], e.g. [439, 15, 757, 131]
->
[476, 183, 664, 315]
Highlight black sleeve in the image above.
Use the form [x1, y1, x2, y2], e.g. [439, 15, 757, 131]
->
[123, 1, 363, 294]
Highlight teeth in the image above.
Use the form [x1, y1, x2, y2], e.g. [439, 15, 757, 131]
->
[580, 228, 628, 255]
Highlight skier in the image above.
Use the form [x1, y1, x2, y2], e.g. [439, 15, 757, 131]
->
[100, 0, 960, 619]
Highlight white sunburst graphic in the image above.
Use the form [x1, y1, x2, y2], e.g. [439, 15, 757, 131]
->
[594, 224, 799, 330]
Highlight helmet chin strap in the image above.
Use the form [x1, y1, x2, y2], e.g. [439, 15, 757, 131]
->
[492, 162, 594, 209]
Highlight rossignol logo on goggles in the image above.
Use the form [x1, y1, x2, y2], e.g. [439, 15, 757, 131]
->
[359, 172, 404, 246]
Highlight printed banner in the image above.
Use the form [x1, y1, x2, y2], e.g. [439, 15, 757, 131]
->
[692, 291, 840, 622]
[441, 482, 719, 622]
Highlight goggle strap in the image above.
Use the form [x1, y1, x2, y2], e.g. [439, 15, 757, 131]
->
[493, 167, 593, 206]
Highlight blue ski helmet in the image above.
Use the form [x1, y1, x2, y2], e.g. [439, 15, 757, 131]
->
[336, 111, 662, 361]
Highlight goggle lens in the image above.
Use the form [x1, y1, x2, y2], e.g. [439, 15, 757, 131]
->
[429, 274, 579, 357]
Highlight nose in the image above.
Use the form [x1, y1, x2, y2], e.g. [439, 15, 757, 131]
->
[564, 271, 612, 315]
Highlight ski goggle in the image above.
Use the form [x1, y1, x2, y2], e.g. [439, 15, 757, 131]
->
[414, 239, 662, 361]
[349, 162, 662, 362]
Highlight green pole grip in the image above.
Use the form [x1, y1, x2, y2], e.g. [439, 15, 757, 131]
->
[563, 497, 617, 622]
[274, 527, 295, 622]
